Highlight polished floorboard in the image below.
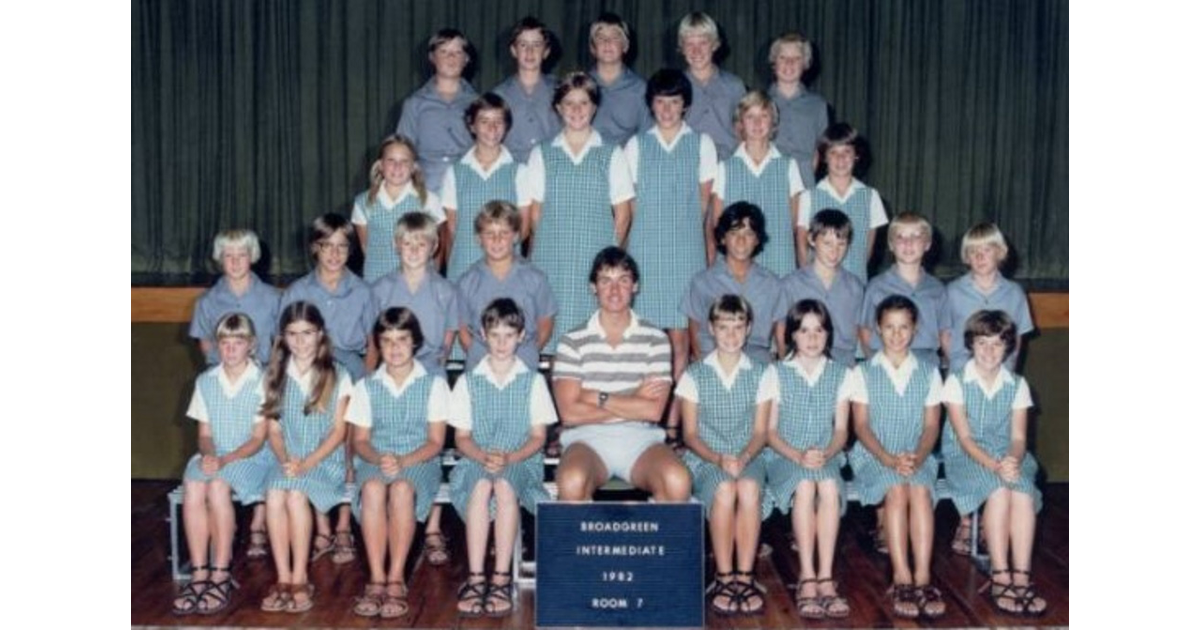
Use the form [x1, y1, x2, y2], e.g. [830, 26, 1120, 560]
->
[132, 480, 1068, 628]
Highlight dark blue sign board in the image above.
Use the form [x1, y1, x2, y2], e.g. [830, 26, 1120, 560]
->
[536, 502, 704, 628]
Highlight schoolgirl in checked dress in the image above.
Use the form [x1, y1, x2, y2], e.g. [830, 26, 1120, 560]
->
[524, 72, 634, 347]
[676, 295, 773, 616]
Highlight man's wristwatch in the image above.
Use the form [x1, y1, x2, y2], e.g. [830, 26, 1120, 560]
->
[597, 391, 610, 408]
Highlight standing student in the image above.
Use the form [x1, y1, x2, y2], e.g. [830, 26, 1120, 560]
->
[848, 295, 945, 620]
[456, 200, 556, 371]
[259, 302, 354, 614]
[352, 135, 445, 283]
[553, 248, 691, 503]
[173, 313, 270, 616]
[491, 17, 561, 164]
[711, 91, 805, 276]
[797, 123, 888, 283]
[942, 311, 1046, 616]
[677, 11, 746, 161]
[347, 308, 450, 619]
[684, 202, 784, 365]
[765, 300, 853, 620]
[396, 28, 478, 194]
[449, 298, 558, 617]
[190, 228, 280, 365]
[624, 67, 717, 431]
[677, 295, 773, 616]
[586, 12, 653, 146]
[858, 212, 951, 366]
[524, 72, 634, 347]
[778, 209, 865, 368]
[767, 33, 830, 190]
[441, 94, 528, 282]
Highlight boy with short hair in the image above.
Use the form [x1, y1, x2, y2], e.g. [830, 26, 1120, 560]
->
[678, 11, 746, 161]
[491, 17, 561, 164]
[587, 12, 653, 146]
[857, 212, 951, 365]
[777, 209, 865, 368]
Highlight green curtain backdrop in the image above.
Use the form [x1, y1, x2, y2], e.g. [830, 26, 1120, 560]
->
[133, 0, 1067, 286]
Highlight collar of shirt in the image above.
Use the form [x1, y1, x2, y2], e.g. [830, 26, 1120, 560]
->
[884, 264, 935, 291]
[217, 271, 266, 296]
[702, 350, 754, 389]
[590, 66, 639, 89]
[469, 356, 530, 388]
[816, 177, 865, 203]
[732, 142, 783, 166]
[217, 362, 260, 395]
[551, 129, 604, 151]
[378, 182, 419, 208]
[768, 82, 808, 101]
[416, 77, 477, 104]
[960, 359, 1013, 398]
[286, 359, 323, 393]
[783, 355, 827, 385]
[650, 122, 694, 151]
[585, 308, 647, 340]
[371, 361, 429, 396]
[870, 351, 919, 386]
[302, 270, 356, 297]
[459, 145, 515, 178]
[715, 256, 769, 282]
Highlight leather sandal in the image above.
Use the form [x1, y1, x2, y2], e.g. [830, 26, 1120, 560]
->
[457, 572, 488, 617]
[380, 581, 409, 618]
[172, 565, 209, 616]
[795, 578, 824, 619]
[486, 571, 514, 617]
[817, 577, 850, 618]
[708, 572, 740, 616]
[352, 583, 385, 617]
[197, 566, 238, 616]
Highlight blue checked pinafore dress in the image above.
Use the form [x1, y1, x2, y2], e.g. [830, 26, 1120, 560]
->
[809, 183, 875, 283]
[682, 360, 771, 519]
[765, 360, 848, 515]
[626, 131, 706, 329]
[941, 372, 1042, 514]
[446, 162, 520, 282]
[848, 359, 939, 505]
[353, 374, 443, 522]
[448, 370, 549, 519]
[531, 143, 617, 348]
[722, 152, 795, 277]
[358, 190, 423, 283]
[266, 367, 349, 512]
[183, 369, 272, 503]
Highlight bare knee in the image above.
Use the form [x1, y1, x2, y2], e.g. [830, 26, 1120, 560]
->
[712, 481, 737, 511]
[556, 464, 594, 501]
[493, 480, 516, 502]
[735, 478, 761, 504]
[207, 479, 232, 501]
[656, 460, 692, 502]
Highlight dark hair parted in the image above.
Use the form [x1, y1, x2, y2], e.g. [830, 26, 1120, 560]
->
[715, 201, 768, 257]
[554, 71, 600, 108]
[465, 92, 513, 133]
[783, 299, 834, 358]
[875, 294, 919, 327]
[373, 306, 425, 351]
[589, 246, 639, 284]
[809, 208, 853, 241]
[481, 297, 526, 333]
[709, 294, 753, 324]
[261, 301, 336, 419]
[645, 68, 692, 109]
[964, 310, 1018, 358]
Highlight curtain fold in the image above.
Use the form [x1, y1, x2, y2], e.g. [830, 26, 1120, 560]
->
[133, 0, 1067, 286]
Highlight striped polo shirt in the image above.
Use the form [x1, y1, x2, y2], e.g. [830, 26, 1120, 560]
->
[553, 309, 671, 423]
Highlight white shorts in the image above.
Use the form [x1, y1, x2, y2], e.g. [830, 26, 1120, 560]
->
[560, 423, 665, 483]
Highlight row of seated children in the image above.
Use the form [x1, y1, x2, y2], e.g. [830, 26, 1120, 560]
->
[173, 289, 1044, 620]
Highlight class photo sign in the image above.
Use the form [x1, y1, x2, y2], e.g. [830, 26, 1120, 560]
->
[536, 502, 704, 628]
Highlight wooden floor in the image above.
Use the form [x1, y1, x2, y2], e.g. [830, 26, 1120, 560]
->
[132, 480, 1068, 628]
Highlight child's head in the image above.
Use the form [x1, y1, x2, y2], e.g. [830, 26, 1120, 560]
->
[734, 90, 778, 142]
[645, 68, 692, 120]
[212, 229, 261, 280]
[709, 294, 753, 325]
[373, 306, 425, 360]
[715, 202, 768, 258]
[677, 12, 720, 69]
[394, 211, 439, 269]
[481, 297, 527, 358]
[964, 309, 1018, 362]
[267, 301, 335, 415]
[474, 200, 521, 255]
[465, 93, 512, 144]
[427, 28, 471, 78]
[589, 246, 640, 285]
[783, 299, 834, 359]
[509, 16, 552, 71]
[589, 12, 631, 64]
[308, 213, 354, 273]
[816, 123, 863, 178]
[370, 135, 426, 204]
[708, 294, 752, 352]
[875, 294, 918, 354]
[769, 33, 813, 84]
[554, 71, 600, 130]
[960, 222, 1009, 275]
[887, 212, 933, 265]
[808, 209, 852, 269]
[214, 312, 257, 365]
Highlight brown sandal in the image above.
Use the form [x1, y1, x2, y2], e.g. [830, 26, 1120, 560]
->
[260, 582, 291, 612]
[888, 584, 920, 619]
[817, 578, 850, 618]
[795, 579, 824, 619]
[332, 530, 357, 565]
[352, 583, 385, 617]
[380, 581, 409, 618]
